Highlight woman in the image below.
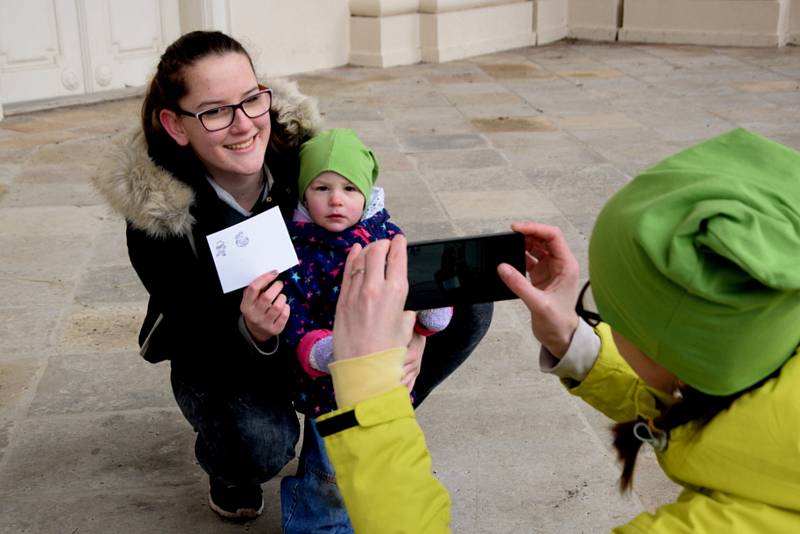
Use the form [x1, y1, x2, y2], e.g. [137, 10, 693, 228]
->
[318, 128, 800, 533]
[92, 31, 492, 531]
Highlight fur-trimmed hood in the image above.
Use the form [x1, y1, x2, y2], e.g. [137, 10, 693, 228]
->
[92, 78, 322, 238]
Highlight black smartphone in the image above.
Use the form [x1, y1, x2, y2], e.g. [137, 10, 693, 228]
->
[405, 231, 526, 310]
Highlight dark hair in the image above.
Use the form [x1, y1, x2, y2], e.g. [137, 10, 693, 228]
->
[612, 370, 777, 492]
[141, 31, 255, 176]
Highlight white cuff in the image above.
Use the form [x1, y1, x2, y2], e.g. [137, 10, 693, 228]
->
[238, 315, 280, 356]
[539, 319, 600, 382]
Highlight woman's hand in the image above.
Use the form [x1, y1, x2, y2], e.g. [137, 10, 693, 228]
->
[497, 222, 580, 358]
[333, 236, 417, 362]
[241, 271, 291, 343]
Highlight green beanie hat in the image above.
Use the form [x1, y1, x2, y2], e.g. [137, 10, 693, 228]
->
[589, 128, 800, 395]
[297, 128, 378, 202]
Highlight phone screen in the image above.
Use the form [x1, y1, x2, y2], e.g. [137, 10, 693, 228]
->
[405, 232, 525, 310]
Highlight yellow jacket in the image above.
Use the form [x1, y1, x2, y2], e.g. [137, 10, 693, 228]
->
[320, 326, 800, 533]
[318, 349, 451, 534]
[581, 324, 800, 533]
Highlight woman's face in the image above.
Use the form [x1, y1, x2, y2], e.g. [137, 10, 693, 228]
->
[304, 171, 365, 232]
[163, 52, 271, 184]
[611, 329, 681, 394]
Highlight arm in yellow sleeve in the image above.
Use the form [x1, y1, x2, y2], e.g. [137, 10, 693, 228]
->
[318, 349, 452, 534]
[328, 347, 406, 407]
[565, 323, 675, 422]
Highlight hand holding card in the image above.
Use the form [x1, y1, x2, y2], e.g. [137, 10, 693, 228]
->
[205, 207, 299, 293]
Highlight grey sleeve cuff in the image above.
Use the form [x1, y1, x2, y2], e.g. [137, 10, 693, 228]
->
[238, 315, 280, 356]
[539, 319, 600, 382]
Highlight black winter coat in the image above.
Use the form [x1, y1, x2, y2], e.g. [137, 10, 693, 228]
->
[92, 79, 321, 379]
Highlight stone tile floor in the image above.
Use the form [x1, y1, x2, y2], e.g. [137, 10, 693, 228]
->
[0, 41, 798, 533]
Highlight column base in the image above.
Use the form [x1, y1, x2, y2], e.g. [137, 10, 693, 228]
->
[350, 13, 421, 68]
[421, 2, 536, 63]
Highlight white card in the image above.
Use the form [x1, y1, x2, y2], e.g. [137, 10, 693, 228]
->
[206, 207, 299, 293]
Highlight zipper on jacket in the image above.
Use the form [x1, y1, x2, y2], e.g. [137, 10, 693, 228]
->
[140, 312, 165, 359]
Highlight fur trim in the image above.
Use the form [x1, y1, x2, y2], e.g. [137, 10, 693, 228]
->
[92, 130, 196, 238]
[91, 78, 322, 238]
[266, 77, 322, 144]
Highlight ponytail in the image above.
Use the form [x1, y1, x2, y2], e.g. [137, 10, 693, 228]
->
[611, 371, 777, 492]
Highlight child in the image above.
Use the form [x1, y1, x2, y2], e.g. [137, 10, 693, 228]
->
[283, 128, 452, 416]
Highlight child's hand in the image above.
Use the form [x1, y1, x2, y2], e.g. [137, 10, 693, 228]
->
[402, 333, 425, 391]
[241, 271, 291, 342]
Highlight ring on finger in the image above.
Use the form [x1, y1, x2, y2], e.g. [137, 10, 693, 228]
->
[350, 268, 366, 277]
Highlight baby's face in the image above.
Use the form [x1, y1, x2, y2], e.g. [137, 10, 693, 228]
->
[304, 171, 366, 232]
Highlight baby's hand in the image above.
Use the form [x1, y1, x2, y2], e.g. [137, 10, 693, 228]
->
[416, 307, 453, 335]
[402, 333, 425, 391]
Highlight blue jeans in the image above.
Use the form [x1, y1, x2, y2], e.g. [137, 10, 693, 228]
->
[280, 418, 354, 533]
[170, 302, 493, 526]
[170, 365, 300, 487]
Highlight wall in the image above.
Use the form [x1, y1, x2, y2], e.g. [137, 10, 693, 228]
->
[233, 0, 350, 77]
[350, 0, 536, 66]
[568, 0, 621, 41]
[535, 0, 569, 45]
[790, 0, 800, 43]
[3, 0, 797, 116]
[420, 1, 536, 62]
[350, 0, 421, 67]
[179, 0, 351, 77]
[620, 0, 790, 47]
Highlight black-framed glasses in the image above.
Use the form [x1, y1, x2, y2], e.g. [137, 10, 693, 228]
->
[176, 87, 272, 132]
[575, 280, 602, 326]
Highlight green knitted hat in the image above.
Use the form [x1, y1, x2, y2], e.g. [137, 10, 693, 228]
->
[589, 129, 800, 395]
[297, 128, 378, 202]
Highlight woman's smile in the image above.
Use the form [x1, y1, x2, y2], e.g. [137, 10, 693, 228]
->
[224, 134, 257, 151]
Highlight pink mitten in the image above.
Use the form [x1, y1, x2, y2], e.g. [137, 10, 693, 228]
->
[415, 306, 454, 336]
[297, 329, 334, 378]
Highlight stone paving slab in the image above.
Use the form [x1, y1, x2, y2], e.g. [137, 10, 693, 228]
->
[1, 40, 799, 533]
[28, 351, 173, 416]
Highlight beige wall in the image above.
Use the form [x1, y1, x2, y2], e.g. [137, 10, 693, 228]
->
[790, 0, 800, 43]
[620, 0, 790, 47]
[420, 1, 536, 62]
[535, 0, 569, 44]
[180, 0, 351, 77]
[348, 0, 796, 71]
[234, 1, 350, 77]
[3, 0, 797, 116]
[350, 0, 421, 67]
[351, 0, 536, 66]
[568, 0, 621, 41]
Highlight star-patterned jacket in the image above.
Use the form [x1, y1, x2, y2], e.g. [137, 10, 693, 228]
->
[283, 196, 402, 415]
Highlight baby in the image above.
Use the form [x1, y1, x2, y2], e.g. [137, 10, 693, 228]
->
[283, 128, 452, 416]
